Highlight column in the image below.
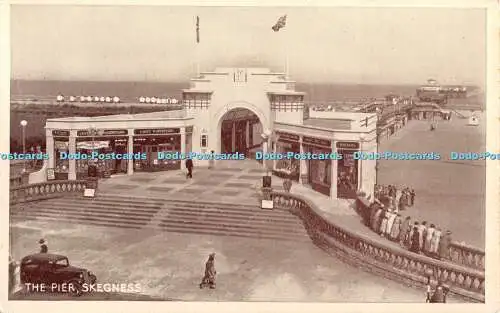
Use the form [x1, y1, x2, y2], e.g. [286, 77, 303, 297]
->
[68, 135, 76, 180]
[272, 140, 277, 170]
[180, 129, 186, 170]
[46, 135, 55, 168]
[245, 120, 250, 148]
[299, 137, 308, 184]
[330, 140, 338, 199]
[262, 140, 269, 170]
[127, 132, 134, 175]
[231, 122, 236, 152]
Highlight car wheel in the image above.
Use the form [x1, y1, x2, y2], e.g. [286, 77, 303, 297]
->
[68, 280, 83, 297]
[90, 274, 97, 285]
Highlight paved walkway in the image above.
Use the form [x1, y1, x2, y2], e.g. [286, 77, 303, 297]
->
[99, 160, 269, 205]
[97, 160, 409, 255]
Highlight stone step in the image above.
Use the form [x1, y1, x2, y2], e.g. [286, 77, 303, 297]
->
[162, 208, 300, 225]
[11, 211, 150, 227]
[12, 203, 303, 231]
[27, 197, 294, 219]
[95, 193, 261, 209]
[10, 214, 308, 242]
[12, 207, 157, 221]
[11, 207, 306, 237]
[11, 194, 309, 241]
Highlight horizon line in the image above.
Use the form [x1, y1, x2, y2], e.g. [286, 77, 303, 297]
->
[9, 78, 480, 87]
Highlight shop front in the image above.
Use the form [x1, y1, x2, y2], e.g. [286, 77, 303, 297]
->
[274, 131, 300, 181]
[336, 141, 360, 199]
[303, 136, 332, 196]
[133, 128, 181, 172]
[75, 129, 129, 179]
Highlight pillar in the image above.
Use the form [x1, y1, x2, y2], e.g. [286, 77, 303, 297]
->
[262, 140, 269, 170]
[46, 135, 55, 169]
[299, 137, 308, 184]
[180, 129, 186, 170]
[127, 133, 134, 175]
[245, 120, 250, 148]
[272, 140, 277, 170]
[330, 140, 338, 199]
[231, 122, 236, 152]
[68, 135, 76, 180]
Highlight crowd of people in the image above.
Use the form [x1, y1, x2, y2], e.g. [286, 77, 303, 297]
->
[374, 184, 415, 211]
[361, 195, 453, 261]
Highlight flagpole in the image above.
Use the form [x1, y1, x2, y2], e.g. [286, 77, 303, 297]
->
[196, 15, 201, 78]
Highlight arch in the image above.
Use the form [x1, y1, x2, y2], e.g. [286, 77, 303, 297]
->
[213, 101, 270, 154]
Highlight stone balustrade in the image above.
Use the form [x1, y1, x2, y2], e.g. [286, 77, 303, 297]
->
[10, 180, 87, 205]
[356, 196, 485, 271]
[271, 191, 485, 303]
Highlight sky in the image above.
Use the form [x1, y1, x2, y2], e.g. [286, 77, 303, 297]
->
[10, 5, 486, 85]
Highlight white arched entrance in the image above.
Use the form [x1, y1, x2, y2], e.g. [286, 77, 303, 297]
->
[213, 101, 270, 156]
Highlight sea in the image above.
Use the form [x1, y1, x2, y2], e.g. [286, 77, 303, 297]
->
[11, 79, 432, 101]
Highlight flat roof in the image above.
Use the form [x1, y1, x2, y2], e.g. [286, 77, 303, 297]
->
[267, 91, 306, 96]
[47, 110, 189, 123]
[304, 118, 352, 130]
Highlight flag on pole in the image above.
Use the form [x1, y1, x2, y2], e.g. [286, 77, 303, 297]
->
[196, 16, 200, 43]
[272, 15, 287, 32]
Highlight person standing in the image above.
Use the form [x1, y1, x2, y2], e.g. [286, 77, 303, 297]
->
[185, 157, 194, 179]
[418, 221, 428, 253]
[390, 213, 402, 241]
[386, 210, 397, 237]
[430, 228, 442, 257]
[430, 282, 448, 303]
[410, 226, 421, 253]
[379, 209, 389, 237]
[199, 253, 217, 289]
[372, 206, 384, 233]
[410, 189, 416, 206]
[39, 238, 48, 253]
[399, 216, 412, 247]
[424, 224, 436, 255]
[438, 230, 452, 260]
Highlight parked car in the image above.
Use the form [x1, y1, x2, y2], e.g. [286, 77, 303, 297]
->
[20, 253, 97, 296]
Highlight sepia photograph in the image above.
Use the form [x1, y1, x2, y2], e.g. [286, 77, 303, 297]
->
[3, 2, 495, 309]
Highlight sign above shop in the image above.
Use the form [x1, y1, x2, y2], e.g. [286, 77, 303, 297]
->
[52, 130, 70, 137]
[336, 141, 360, 149]
[276, 132, 300, 142]
[134, 128, 180, 135]
[77, 129, 128, 136]
[302, 136, 330, 148]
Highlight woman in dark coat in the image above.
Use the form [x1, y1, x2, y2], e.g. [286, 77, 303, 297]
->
[410, 226, 420, 253]
[200, 253, 217, 289]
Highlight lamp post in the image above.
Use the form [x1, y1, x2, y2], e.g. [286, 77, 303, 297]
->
[20, 120, 28, 173]
[359, 133, 365, 194]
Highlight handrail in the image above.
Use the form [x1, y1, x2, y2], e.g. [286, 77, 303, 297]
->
[358, 196, 484, 271]
[270, 191, 484, 302]
[10, 180, 87, 205]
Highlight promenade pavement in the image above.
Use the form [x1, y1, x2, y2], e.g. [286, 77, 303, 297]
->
[97, 159, 459, 263]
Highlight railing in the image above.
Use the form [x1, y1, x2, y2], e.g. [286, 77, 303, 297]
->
[10, 180, 87, 205]
[361, 196, 484, 271]
[10, 175, 24, 188]
[270, 191, 485, 302]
